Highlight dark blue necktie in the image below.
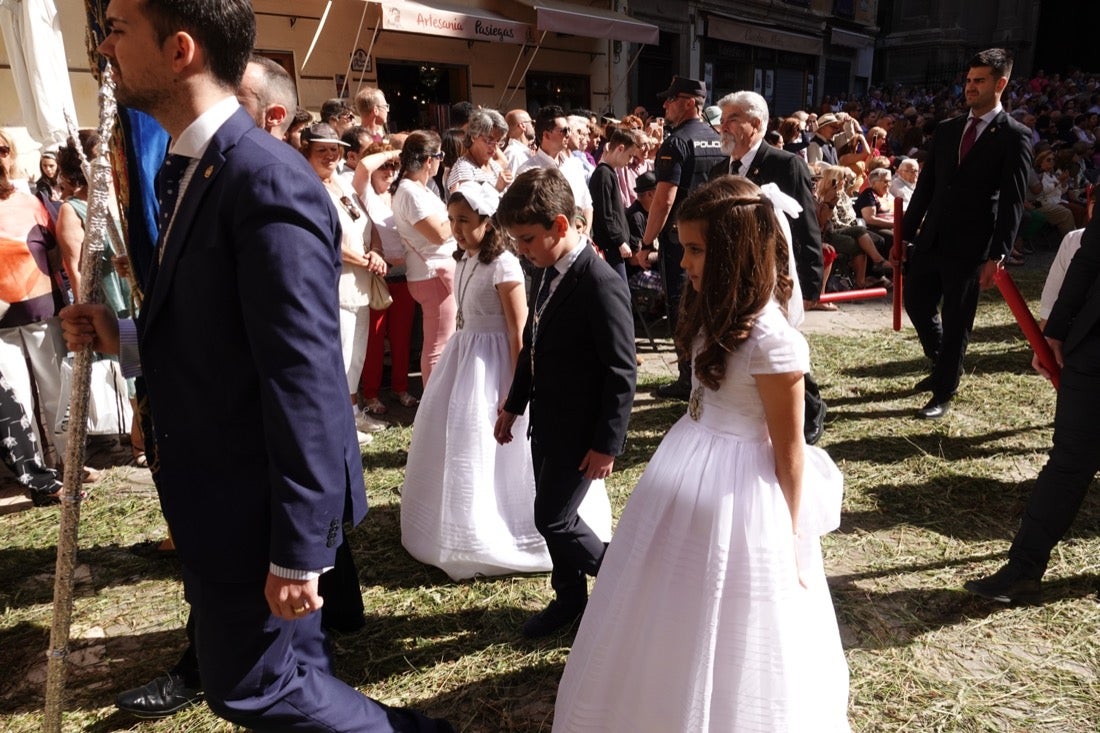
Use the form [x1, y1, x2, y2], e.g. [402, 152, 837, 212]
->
[156, 153, 190, 242]
[535, 267, 559, 313]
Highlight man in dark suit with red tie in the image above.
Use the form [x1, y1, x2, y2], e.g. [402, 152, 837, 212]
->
[902, 48, 1032, 419]
[965, 212, 1100, 603]
[61, 0, 451, 729]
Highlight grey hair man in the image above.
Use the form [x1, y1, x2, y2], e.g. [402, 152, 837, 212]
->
[889, 157, 919, 207]
[711, 89, 828, 444]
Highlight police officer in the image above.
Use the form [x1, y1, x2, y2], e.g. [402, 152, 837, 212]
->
[639, 76, 727, 400]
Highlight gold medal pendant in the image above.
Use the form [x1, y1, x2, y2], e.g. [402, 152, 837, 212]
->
[688, 384, 704, 421]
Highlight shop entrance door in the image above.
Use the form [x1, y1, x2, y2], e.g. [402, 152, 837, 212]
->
[376, 61, 470, 132]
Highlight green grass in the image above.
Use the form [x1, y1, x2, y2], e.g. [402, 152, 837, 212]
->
[2, 260, 1098, 731]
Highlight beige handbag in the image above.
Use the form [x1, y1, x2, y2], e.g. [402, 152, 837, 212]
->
[367, 272, 393, 310]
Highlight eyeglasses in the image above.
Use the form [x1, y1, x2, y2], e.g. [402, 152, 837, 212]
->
[479, 135, 504, 147]
[338, 113, 356, 122]
[339, 196, 361, 221]
[380, 161, 400, 171]
[556, 126, 570, 135]
[0, 146, 10, 156]
[426, 151, 445, 160]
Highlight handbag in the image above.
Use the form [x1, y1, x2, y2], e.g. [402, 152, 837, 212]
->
[366, 272, 393, 310]
[55, 357, 133, 437]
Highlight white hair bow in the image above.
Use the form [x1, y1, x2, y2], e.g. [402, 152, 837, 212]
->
[758, 183, 806, 327]
[454, 180, 500, 217]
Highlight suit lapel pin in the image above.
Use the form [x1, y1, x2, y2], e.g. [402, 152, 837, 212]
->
[751, 167, 760, 178]
[204, 165, 214, 178]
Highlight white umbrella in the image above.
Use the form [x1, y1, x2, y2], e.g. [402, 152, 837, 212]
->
[0, 0, 77, 145]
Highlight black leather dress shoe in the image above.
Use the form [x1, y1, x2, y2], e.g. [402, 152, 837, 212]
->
[115, 671, 203, 719]
[521, 599, 586, 638]
[963, 564, 1042, 604]
[655, 379, 691, 401]
[913, 375, 935, 393]
[915, 398, 950, 419]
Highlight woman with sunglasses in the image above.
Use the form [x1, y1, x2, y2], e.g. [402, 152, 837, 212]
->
[392, 131, 458, 386]
[446, 107, 512, 194]
[301, 122, 390, 442]
[352, 141, 419, 415]
[0, 129, 31, 195]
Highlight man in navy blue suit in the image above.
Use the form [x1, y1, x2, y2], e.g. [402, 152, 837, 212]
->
[61, 1, 452, 730]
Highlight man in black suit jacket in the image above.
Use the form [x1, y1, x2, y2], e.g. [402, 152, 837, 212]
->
[902, 48, 1032, 419]
[709, 90, 827, 445]
[495, 168, 637, 637]
[709, 92, 823, 303]
[965, 212, 1100, 603]
[63, 1, 451, 730]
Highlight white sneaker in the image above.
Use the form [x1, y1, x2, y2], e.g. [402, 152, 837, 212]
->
[356, 430, 374, 445]
[355, 408, 388, 433]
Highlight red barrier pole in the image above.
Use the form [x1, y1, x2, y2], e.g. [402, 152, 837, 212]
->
[891, 197, 904, 331]
[994, 267, 1060, 389]
[818, 287, 889, 304]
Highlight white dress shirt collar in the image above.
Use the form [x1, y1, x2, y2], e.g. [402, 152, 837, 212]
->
[169, 96, 242, 159]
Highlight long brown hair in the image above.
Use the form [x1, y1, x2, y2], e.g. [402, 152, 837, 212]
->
[673, 176, 794, 391]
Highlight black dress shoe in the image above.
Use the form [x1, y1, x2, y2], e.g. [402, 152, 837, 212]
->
[915, 398, 950, 419]
[655, 379, 692, 401]
[521, 599, 586, 638]
[963, 564, 1042, 604]
[913, 375, 935, 393]
[115, 671, 203, 719]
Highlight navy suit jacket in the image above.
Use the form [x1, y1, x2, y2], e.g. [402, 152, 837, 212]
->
[138, 107, 368, 583]
[504, 243, 636, 461]
[903, 111, 1032, 266]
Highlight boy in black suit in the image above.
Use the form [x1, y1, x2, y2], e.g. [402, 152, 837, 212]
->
[494, 168, 637, 637]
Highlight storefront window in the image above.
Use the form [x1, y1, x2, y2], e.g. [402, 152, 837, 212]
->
[376, 60, 469, 131]
[525, 71, 591, 115]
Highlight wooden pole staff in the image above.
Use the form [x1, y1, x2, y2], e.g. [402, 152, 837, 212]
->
[43, 65, 118, 733]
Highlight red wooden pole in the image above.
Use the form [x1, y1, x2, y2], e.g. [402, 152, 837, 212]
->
[994, 267, 1060, 389]
[891, 196, 904, 331]
[818, 287, 889, 304]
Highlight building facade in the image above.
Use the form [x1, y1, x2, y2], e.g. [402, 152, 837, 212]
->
[875, 0, 1041, 86]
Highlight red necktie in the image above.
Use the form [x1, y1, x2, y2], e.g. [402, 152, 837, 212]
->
[959, 117, 980, 161]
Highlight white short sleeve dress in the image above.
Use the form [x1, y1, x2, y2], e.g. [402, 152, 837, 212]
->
[401, 249, 612, 580]
[552, 301, 849, 732]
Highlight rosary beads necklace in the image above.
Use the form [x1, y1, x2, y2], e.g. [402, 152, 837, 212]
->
[455, 253, 480, 329]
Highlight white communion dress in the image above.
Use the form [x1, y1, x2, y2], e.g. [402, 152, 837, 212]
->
[553, 301, 849, 732]
[401, 250, 611, 581]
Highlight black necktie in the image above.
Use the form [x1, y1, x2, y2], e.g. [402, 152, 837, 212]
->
[156, 153, 190, 242]
[535, 267, 559, 312]
[730, 158, 741, 175]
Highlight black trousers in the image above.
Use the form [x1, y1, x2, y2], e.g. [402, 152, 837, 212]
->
[531, 439, 606, 606]
[1008, 334, 1100, 579]
[903, 254, 984, 402]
